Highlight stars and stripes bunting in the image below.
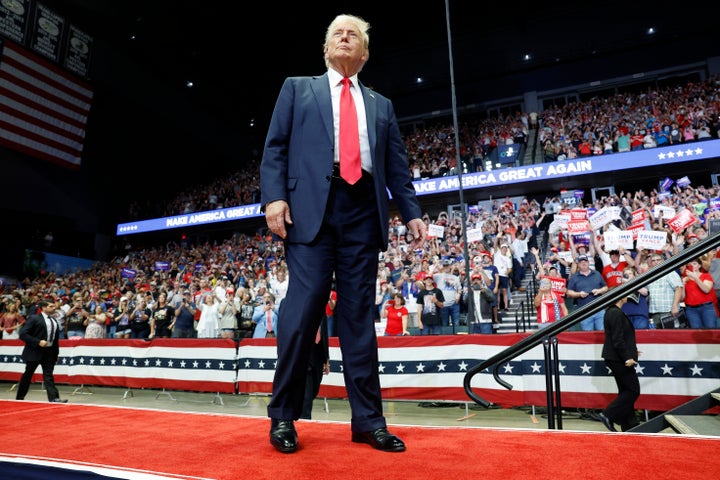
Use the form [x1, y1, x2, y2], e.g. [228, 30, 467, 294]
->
[1, 331, 717, 411]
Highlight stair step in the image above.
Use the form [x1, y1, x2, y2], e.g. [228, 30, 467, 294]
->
[665, 414, 720, 436]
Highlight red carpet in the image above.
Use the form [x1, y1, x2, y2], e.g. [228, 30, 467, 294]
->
[2, 400, 717, 480]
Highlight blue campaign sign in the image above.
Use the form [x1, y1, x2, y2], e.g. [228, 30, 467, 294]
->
[497, 143, 522, 164]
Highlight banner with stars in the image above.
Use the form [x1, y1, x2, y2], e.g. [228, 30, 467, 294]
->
[237, 331, 720, 411]
[0, 338, 237, 393]
[1, 331, 718, 410]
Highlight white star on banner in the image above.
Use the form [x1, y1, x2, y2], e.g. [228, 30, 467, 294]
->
[144, 359, 150, 366]
[167, 360, 174, 367]
[635, 364, 645, 375]
[531, 362, 542, 373]
[502, 363, 514, 374]
[437, 362, 447, 371]
[258, 360, 266, 368]
[205, 361, 212, 368]
[661, 364, 673, 375]
[396, 363, 405, 373]
[416, 363, 426, 372]
[580, 363, 591, 374]
[180, 360, 186, 368]
[690, 364, 703, 376]
[458, 361, 468, 371]
[244, 359, 251, 368]
[219, 361, 225, 369]
[155, 359, 162, 366]
[558, 363, 566, 373]
[378, 364, 386, 373]
[192, 360, 199, 368]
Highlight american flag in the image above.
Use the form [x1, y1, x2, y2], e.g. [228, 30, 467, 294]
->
[0, 39, 92, 167]
[1, 332, 717, 410]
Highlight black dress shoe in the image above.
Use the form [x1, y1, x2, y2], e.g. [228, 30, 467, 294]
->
[352, 428, 405, 452]
[269, 419, 297, 453]
[50, 398, 68, 403]
[598, 412, 617, 432]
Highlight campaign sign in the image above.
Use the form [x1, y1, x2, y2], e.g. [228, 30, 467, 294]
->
[676, 176, 691, 188]
[558, 251, 573, 263]
[544, 275, 567, 295]
[121, 268, 137, 279]
[567, 219, 591, 234]
[428, 223, 445, 239]
[666, 209, 698, 234]
[603, 230, 634, 250]
[569, 208, 588, 220]
[636, 230, 668, 251]
[626, 223, 645, 240]
[653, 205, 675, 219]
[466, 227, 483, 243]
[554, 213, 570, 230]
[589, 206, 619, 230]
[631, 208, 646, 225]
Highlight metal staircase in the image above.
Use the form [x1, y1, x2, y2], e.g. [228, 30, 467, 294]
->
[629, 387, 720, 436]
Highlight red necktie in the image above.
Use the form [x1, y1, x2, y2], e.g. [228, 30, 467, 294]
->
[266, 310, 273, 333]
[339, 77, 361, 184]
[315, 326, 322, 344]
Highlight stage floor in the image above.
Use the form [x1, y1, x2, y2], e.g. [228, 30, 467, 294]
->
[0, 381, 618, 432]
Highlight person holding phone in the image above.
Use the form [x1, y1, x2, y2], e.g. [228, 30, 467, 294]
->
[252, 293, 277, 338]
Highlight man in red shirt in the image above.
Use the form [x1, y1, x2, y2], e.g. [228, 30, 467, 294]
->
[602, 249, 634, 289]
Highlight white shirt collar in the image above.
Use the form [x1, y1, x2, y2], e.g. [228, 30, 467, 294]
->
[328, 68, 358, 88]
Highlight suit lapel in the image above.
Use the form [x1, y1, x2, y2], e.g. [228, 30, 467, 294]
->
[359, 82, 376, 171]
[310, 74, 334, 145]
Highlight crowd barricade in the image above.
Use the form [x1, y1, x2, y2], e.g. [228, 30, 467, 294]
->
[2, 331, 718, 411]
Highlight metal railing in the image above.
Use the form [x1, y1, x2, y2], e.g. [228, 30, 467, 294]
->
[463, 232, 720, 415]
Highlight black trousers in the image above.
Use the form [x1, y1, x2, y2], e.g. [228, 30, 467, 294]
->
[301, 341, 326, 419]
[603, 359, 640, 430]
[16, 354, 60, 401]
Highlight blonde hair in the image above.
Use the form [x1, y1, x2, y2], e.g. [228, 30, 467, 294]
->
[323, 14, 370, 70]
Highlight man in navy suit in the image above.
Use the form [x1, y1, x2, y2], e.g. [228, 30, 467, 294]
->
[15, 300, 68, 403]
[260, 13, 427, 453]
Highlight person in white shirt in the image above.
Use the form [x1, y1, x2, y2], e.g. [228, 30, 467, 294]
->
[511, 230, 529, 291]
[493, 243, 513, 311]
[268, 268, 289, 307]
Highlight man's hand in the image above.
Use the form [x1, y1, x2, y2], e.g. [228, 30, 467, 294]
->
[406, 218, 427, 250]
[265, 200, 292, 239]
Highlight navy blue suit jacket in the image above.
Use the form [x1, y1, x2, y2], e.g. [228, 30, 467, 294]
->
[260, 73, 421, 249]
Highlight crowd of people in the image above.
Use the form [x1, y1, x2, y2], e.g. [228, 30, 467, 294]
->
[3, 75, 720, 339]
[1, 181, 719, 340]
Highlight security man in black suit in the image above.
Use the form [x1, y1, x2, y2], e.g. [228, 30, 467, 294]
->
[15, 300, 68, 403]
[599, 295, 639, 432]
